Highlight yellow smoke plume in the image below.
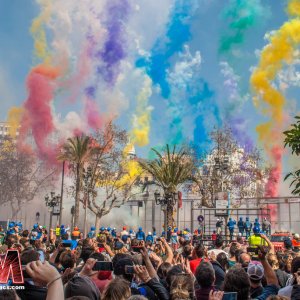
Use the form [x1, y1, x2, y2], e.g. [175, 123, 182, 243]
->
[131, 75, 152, 147]
[251, 2, 300, 146]
[30, 0, 52, 63]
[7, 107, 24, 139]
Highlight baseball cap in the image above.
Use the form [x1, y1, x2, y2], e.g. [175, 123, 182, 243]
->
[295, 233, 299, 239]
[247, 261, 264, 280]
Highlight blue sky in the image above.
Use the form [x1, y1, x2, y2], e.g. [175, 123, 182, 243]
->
[0, 0, 299, 185]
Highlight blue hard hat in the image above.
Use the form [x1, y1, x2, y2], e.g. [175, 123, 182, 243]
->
[168, 226, 172, 230]
[253, 226, 260, 233]
[174, 228, 178, 233]
[8, 222, 15, 228]
[60, 224, 65, 229]
[91, 226, 95, 231]
[138, 227, 142, 231]
[107, 227, 111, 231]
[240, 217, 243, 220]
[246, 217, 249, 221]
[129, 229, 133, 234]
[100, 227, 105, 231]
[33, 223, 38, 229]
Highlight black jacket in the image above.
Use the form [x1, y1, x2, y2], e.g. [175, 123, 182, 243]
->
[211, 260, 225, 290]
[291, 284, 300, 300]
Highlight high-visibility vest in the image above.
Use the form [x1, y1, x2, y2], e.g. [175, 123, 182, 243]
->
[55, 228, 60, 236]
[248, 235, 266, 247]
[72, 230, 80, 237]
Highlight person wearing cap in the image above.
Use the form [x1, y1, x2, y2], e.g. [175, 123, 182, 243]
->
[216, 218, 223, 235]
[245, 217, 252, 239]
[238, 217, 245, 236]
[129, 229, 136, 239]
[111, 227, 117, 238]
[292, 234, 300, 250]
[72, 226, 81, 240]
[136, 227, 145, 241]
[262, 217, 271, 236]
[248, 261, 264, 298]
[227, 218, 236, 241]
[146, 232, 154, 244]
[88, 226, 96, 238]
[121, 226, 129, 239]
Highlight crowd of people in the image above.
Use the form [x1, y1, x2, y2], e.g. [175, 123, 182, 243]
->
[0, 222, 300, 300]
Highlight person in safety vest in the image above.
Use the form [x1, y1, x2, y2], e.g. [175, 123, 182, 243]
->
[248, 226, 266, 247]
[55, 225, 61, 238]
[72, 226, 80, 240]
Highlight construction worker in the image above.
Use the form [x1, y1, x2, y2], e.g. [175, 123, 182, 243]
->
[55, 225, 61, 239]
[238, 217, 245, 236]
[245, 217, 252, 239]
[227, 218, 236, 241]
[72, 226, 81, 240]
[248, 226, 266, 247]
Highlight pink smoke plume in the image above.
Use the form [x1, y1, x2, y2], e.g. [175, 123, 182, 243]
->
[21, 64, 60, 162]
[84, 98, 103, 130]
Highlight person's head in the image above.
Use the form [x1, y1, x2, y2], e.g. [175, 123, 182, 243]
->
[215, 237, 224, 249]
[113, 257, 134, 282]
[193, 244, 205, 259]
[22, 230, 29, 238]
[247, 261, 264, 285]
[60, 250, 76, 270]
[170, 274, 193, 300]
[166, 265, 185, 287]
[216, 252, 229, 271]
[157, 262, 172, 280]
[182, 244, 193, 258]
[238, 252, 251, 269]
[65, 274, 101, 300]
[0, 290, 18, 300]
[237, 236, 243, 244]
[102, 278, 131, 300]
[21, 249, 40, 265]
[291, 257, 300, 279]
[223, 266, 250, 300]
[138, 227, 142, 232]
[80, 247, 95, 263]
[195, 262, 215, 288]
[229, 242, 239, 259]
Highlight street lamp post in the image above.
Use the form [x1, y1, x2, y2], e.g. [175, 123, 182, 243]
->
[83, 166, 92, 238]
[154, 191, 178, 236]
[45, 192, 60, 240]
[213, 156, 229, 238]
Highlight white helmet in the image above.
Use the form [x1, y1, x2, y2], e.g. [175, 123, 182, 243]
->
[217, 218, 220, 221]
[295, 233, 299, 239]
[148, 232, 152, 235]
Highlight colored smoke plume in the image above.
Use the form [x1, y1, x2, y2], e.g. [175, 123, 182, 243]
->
[21, 65, 60, 160]
[85, 98, 103, 131]
[250, 0, 300, 196]
[7, 107, 24, 139]
[97, 0, 130, 87]
[220, 0, 267, 53]
[131, 73, 152, 147]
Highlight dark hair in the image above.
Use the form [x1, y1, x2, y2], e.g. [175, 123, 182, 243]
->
[21, 249, 40, 265]
[235, 249, 244, 262]
[60, 251, 75, 269]
[112, 253, 131, 269]
[194, 244, 205, 259]
[89, 252, 105, 261]
[195, 262, 215, 288]
[215, 237, 224, 248]
[22, 230, 29, 238]
[183, 245, 192, 258]
[216, 252, 229, 271]
[223, 266, 250, 300]
[291, 257, 300, 275]
[229, 243, 239, 258]
[166, 265, 184, 287]
[80, 247, 95, 263]
[157, 262, 172, 280]
[0, 290, 17, 300]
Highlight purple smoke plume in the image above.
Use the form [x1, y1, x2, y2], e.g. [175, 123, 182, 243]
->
[97, 0, 130, 86]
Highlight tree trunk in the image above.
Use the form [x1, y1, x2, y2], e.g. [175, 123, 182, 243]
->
[166, 203, 174, 229]
[95, 214, 101, 233]
[74, 163, 81, 227]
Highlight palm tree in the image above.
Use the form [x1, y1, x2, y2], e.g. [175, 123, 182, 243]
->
[139, 144, 196, 229]
[58, 135, 92, 227]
